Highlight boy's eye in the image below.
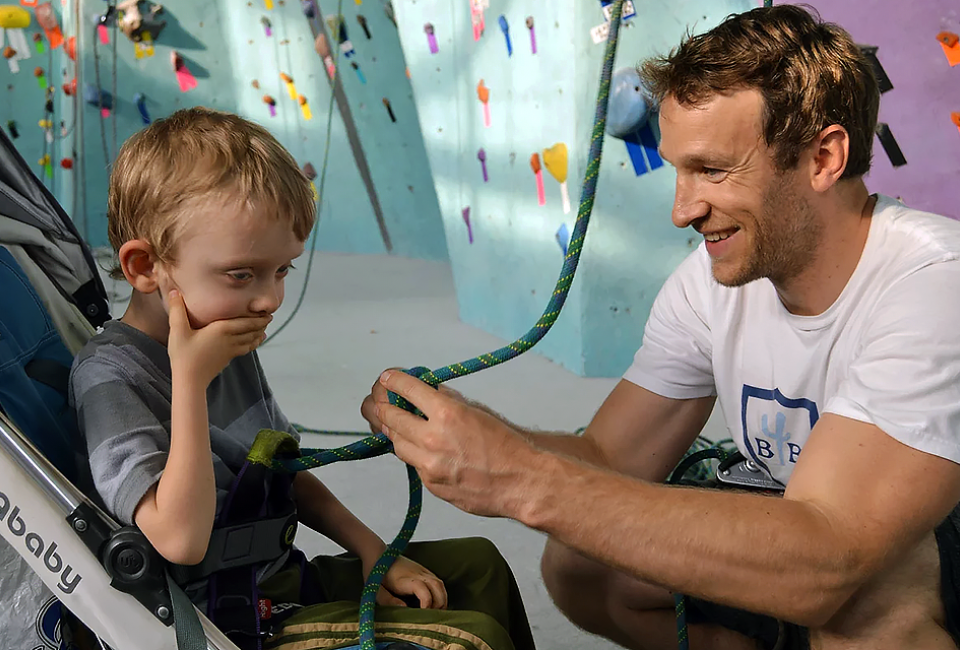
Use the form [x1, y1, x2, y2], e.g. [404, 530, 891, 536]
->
[277, 264, 294, 277]
[228, 271, 253, 282]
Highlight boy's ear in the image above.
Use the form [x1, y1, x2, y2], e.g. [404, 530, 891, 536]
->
[118, 240, 161, 293]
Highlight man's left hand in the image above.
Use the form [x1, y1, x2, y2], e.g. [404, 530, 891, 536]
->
[374, 370, 537, 519]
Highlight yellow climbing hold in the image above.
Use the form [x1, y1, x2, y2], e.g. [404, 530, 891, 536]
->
[0, 6, 31, 29]
[542, 142, 568, 184]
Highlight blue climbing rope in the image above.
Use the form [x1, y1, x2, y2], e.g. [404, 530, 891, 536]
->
[265, 2, 629, 648]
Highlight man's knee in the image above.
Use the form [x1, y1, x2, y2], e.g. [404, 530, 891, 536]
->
[541, 538, 673, 629]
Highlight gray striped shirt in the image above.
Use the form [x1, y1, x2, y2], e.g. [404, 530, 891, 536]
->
[69, 320, 297, 526]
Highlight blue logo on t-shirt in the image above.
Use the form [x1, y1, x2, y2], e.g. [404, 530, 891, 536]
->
[741, 385, 819, 474]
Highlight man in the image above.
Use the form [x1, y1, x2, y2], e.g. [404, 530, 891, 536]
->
[362, 6, 960, 650]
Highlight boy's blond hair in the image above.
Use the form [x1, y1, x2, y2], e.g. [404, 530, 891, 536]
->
[107, 107, 316, 279]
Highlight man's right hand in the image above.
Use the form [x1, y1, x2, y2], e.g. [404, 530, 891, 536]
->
[166, 290, 272, 388]
[361, 367, 468, 435]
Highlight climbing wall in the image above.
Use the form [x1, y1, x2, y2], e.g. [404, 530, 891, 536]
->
[393, 0, 753, 377]
[23, 0, 446, 260]
[395, 0, 960, 377]
[798, 0, 960, 219]
[0, 3, 71, 198]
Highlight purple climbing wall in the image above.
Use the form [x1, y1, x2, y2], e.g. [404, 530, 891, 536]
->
[795, 0, 960, 219]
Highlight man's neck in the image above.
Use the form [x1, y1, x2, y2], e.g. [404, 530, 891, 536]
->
[120, 290, 171, 345]
[774, 183, 876, 316]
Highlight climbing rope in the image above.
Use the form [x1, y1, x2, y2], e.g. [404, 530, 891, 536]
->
[262, 2, 628, 648]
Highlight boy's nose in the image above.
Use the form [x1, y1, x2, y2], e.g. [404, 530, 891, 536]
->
[251, 287, 282, 314]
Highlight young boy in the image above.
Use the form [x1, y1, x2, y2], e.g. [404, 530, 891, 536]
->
[69, 108, 534, 649]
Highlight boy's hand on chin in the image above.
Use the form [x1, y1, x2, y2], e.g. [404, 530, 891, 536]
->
[166, 290, 272, 387]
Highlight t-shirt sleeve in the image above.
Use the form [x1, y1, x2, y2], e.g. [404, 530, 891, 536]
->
[826, 261, 960, 464]
[622, 248, 716, 399]
[70, 356, 167, 525]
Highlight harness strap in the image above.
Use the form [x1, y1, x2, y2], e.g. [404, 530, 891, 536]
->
[169, 511, 298, 583]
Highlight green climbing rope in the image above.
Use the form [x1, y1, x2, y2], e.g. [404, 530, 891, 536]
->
[260, 2, 629, 648]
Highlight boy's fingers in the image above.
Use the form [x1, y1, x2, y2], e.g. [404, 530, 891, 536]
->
[166, 290, 190, 331]
[378, 589, 406, 608]
[408, 581, 433, 609]
[427, 578, 448, 610]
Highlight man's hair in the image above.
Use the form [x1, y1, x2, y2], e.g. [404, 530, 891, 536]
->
[107, 107, 316, 279]
[639, 4, 879, 178]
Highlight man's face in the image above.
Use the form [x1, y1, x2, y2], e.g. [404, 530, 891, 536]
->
[156, 202, 305, 329]
[658, 89, 821, 287]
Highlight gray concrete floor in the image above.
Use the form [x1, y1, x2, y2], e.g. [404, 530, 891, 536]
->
[101, 250, 728, 650]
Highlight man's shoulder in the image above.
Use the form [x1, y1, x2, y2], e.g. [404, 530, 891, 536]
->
[874, 195, 960, 265]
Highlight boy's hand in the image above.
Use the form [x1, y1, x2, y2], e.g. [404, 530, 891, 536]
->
[167, 290, 272, 387]
[361, 368, 466, 435]
[368, 555, 448, 609]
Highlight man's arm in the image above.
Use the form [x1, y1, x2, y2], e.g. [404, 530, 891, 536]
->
[367, 376, 715, 479]
[375, 371, 960, 627]
[518, 413, 960, 627]
[520, 379, 715, 480]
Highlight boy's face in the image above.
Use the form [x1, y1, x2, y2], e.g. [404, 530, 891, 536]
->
[156, 203, 306, 329]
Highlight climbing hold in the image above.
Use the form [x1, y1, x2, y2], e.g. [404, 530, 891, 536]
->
[302, 162, 317, 180]
[498, 15, 511, 56]
[606, 67, 651, 138]
[60, 157, 73, 169]
[298, 95, 312, 120]
[530, 153, 545, 206]
[382, 97, 396, 122]
[263, 94, 277, 117]
[6, 120, 18, 139]
[351, 61, 366, 84]
[82, 83, 113, 109]
[424, 23, 438, 54]
[280, 72, 296, 99]
[938, 31, 959, 48]
[542, 143, 571, 214]
[301, 0, 316, 19]
[134, 93, 151, 124]
[261, 16, 272, 37]
[357, 14, 371, 39]
[0, 5, 30, 29]
[526, 17, 536, 54]
[477, 148, 488, 182]
[476, 80, 490, 127]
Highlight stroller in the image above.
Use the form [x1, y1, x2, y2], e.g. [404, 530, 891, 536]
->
[0, 127, 517, 650]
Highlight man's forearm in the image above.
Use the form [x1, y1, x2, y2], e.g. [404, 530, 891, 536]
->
[463, 397, 609, 467]
[514, 450, 862, 627]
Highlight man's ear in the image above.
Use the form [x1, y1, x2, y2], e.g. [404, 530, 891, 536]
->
[118, 240, 161, 293]
[808, 125, 850, 193]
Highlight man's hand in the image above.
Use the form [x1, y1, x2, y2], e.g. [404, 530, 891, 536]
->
[373, 370, 539, 519]
[360, 367, 467, 435]
[166, 290, 272, 387]
[367, 555, 448, 609]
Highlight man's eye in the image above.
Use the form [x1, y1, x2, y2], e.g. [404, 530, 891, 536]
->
[703, 167, 725, 177]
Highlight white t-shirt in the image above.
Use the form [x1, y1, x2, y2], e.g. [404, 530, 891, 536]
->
[624, 195, 960, 485]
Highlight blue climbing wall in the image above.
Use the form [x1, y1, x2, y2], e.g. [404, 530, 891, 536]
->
[0, 3, 70, 197]
[50, 0, 446, 260]
[393, 0, 753, 377]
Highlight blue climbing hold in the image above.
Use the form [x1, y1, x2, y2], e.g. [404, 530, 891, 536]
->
[606, 67, 652, 139]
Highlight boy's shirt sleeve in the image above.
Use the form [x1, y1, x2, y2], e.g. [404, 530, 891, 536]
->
[70, 355, 167, 525]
